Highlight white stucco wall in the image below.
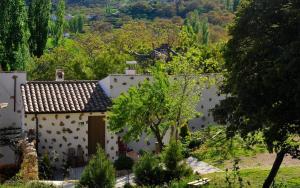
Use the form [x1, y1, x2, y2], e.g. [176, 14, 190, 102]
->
[100, 74, 225, 152]
[24, 112, 118, 167]
[0, 72, 27, 164]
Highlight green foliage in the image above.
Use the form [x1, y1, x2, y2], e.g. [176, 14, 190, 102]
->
[0, 0, 30, 71]
[167, 175, 201, 188]
[28, 0, 51, 57]
[114, 155, 134, 171]
[52, 0, 65, 47]
[28, 33, 128, 81]
[224, 159, 244, 188]
[68, 14, 84, 33]
[214, 0, 300, 186]
[24, 182, 56, 188]
[39, 153, 54, 180]
[201, 20, 209, 45]
[133, 153, 165, 186]
[109, 68, 170, 150]
[190, 126, 266, 167]
[179, 123, 190, 139]
[0, 181, 56, 188]
[162, 140, 193, 181]
[133, 142, 193, 186]
[123, 183, 133, 188]
[184, 11, 209, 45]
[175, 44, 225, 73]
[204, 166, 300, 188]
[79, 146, 115, 188]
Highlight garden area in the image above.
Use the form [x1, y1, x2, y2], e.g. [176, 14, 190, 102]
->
[1, 125, 299, 188]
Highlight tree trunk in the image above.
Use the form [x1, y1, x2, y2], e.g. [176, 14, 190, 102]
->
[150, 125, 164, 152]
[263, 150, 285, 188]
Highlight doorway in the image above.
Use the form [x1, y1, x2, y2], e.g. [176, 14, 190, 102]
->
[88, 116, 105, 156]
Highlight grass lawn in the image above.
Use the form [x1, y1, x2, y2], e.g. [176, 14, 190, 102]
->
[191, 126, 266, 168]
[0, 181, 55, 188]
[203, 166, 300, 188]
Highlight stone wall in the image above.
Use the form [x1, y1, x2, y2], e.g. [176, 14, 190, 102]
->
[18, 139, 38, 180]
[24, 112, 118, 167]
[100, 74, 225, 152]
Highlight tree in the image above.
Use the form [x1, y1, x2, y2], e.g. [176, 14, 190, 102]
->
[109, 60, 206, 150]
[133, 153, 165, 186]
[214, 1, 300, 187]
[201, 19, 209, 45]
[52, 0, 65, 47]
[108, 69, 171, 151]
[166, 56, 207, 139]
[183, 11, 210, 46]
[162, 140, 192, 180]
[68, 14, 84, 33]
[79, 146, 115, 188]
[0, 0, 30, 71]
[28, 33, 128, 81]
[28, 0, 51, 57]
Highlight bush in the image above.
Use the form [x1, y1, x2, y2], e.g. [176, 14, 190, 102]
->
[1, 180, 56, 188]
[79, 147, 115, 188]
[179, 124, 190, 139]
[162, 140, 193, 181]
[124, 182, 134, 188]
[114, 155, 134, 171]
[133, 153, 165, 186]
[39, 153, 54, 180]
[25, 181, 56, 188]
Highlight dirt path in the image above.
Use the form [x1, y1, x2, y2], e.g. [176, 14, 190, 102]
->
[224, 153, 300, 169]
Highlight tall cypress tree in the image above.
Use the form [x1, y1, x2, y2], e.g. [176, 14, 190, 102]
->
[28, 0, 51, 57]
[201, 20, 209, 45]
[0, 0, 30, 71]
[53, 0, 65, 47]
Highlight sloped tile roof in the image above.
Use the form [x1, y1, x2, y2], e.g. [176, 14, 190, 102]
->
[21, 81, 111, 114]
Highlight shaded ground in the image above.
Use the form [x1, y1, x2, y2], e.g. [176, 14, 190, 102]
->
[224, 153, 300, 169]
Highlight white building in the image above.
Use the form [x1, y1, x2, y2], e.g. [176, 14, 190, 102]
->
[0, 71, 224, 166]
[0, 72, 26, 165]
[21, 79, 118, 167]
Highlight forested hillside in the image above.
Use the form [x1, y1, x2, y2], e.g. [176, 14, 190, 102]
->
[1, 0, 238, 80]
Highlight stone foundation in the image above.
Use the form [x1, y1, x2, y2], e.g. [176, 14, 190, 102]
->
[18, 140, 39, 180]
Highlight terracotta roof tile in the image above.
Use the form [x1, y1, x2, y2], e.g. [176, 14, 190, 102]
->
[21, 81, 111, 114]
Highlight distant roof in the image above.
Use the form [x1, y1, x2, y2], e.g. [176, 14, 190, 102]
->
[21, 81, 111, 114]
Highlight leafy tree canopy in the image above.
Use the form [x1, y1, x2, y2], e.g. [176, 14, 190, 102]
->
[0, 0, 30, 71]
[214, 0, 300, 187]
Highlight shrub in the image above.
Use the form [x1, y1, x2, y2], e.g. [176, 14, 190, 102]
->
[114, 155, 134, 171]
[25, 181, 56, 188]
[162, 140, 193, 181]
[179, 124, 190, 139]
[2, 180, 56, 188]
[133, 153, 165, 186]
[124, 182, 134, 188]
[79, 147, 115, 188]
[39, 153, 54, 180]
